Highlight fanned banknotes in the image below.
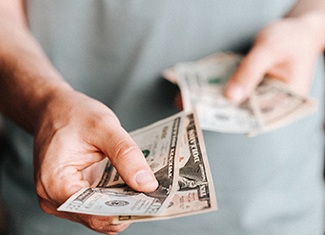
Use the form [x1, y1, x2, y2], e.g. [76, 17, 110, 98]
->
[58, 112, 217, 223]
[163, 52, 317, 136]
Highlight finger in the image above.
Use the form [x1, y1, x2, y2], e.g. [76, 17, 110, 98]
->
[224, 45, 278, 103]
[34, 141, 106, 203]
[86, 215, 130, 234]
[39, 198, 130, 234]
[95, 121, 158, 192]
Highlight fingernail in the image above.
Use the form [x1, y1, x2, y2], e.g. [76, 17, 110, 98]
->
[135, 171, 158, 190]
[228, 84, 244, 103]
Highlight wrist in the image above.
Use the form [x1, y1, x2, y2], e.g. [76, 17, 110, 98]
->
[294, 11, 325, 52]
[33, 81, 74, 134]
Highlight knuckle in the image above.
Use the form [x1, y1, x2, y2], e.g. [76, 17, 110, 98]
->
[88, 217, 102, 230]
[35, 179, 50, 200]
[87, 216, 126, 234]
[38, 199, 48, 213]
[95, 112, 121, 129]
[38, 198, 55, 215]
[113, 141, 141, 164]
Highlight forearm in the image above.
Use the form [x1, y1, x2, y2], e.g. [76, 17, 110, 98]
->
[0, 0, 72, 133]
[288, 0, 325, 51]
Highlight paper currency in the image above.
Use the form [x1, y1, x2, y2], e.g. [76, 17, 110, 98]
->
[249, 79, 316, 136]
[163, 52, 316, 136]
[58, 112, 217, 222]
[116, 113, 217, 223]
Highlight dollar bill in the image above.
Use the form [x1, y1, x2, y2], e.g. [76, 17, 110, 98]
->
[248, 78, 316, 136]
[163, 52, 316, 136]
[58, 112, 184, 216]
[115, 112, 217, 223]
[58, 112, 217, 222]
[173, 58, 262, 134]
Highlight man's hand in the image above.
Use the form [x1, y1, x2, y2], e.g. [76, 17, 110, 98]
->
[0, 1, 158, 234]
[224, 12, 325, 103]
[33, 87, 158, 234]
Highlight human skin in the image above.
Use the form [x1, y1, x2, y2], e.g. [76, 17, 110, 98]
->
[0, 1, 157, 234]
[224, 0, 325, 103]
[0, 0, 325, 234]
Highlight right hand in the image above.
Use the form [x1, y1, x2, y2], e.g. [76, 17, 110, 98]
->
[33, 86, 158, 234]
[224, 13, 325, 103]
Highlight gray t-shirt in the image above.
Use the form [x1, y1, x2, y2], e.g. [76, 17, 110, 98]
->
[1, 1, 324, 234]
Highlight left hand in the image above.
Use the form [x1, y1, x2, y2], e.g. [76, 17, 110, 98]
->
[224, 14, 325, 103]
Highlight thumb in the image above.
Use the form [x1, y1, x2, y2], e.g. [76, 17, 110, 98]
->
[98, 124, 158, 193]
[224, 46, 277, 103]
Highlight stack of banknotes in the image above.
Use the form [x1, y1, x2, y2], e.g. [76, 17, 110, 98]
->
[58, 112, 217, 223]
[163, 52, 316, 136]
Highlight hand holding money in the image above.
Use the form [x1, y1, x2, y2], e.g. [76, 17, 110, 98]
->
[163, 52, 316, 136]
[57, 51, 315, 226]
[58, 112, 217, 223]
[32, 88, 158, 234]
